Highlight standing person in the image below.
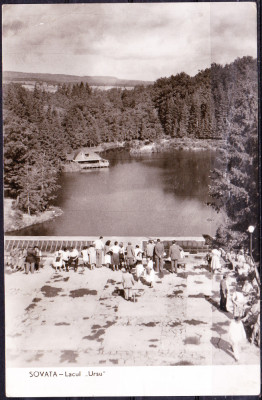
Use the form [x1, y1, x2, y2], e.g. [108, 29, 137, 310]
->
[104, 240, 112, 268]
[146, 240, 155, 259]
[119, 242, 125, 269]
[16, 248, 27, 271]
[126, 242, 135, 268]
[34, 246, 42, 272]
[220, 274, 229, 311]
[25, 247, 36, 274]
[231, 287, 246, 318]
[169, 240, 181, 274]
[211, 247, 221, 273]
[94, 236, 104, 268]
[111, 241, 121, 271]
[122, 267, 135, 301]
[154, 239, 165, 274]
[88, 244, 96, 270]
[228, 317, 247, 361]
[134, 245, 143, 263]
[81, 246, 89, 270]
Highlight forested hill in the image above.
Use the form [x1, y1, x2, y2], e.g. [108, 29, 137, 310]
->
[3, 56, 258, 234]
[3, 71, 152, 88]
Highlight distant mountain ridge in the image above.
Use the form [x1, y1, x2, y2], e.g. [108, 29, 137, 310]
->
[3, 71, 153, 87]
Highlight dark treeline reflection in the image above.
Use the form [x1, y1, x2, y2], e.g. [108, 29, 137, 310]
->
[10, 149, 220, 237]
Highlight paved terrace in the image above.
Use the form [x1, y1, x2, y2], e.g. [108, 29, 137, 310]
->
[5, 243, 260, 368]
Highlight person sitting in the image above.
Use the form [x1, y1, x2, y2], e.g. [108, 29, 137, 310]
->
[69, 246, 79, 272]
[145, 257, 155, 288]
[135, 260, 145, 282]
[52, 251, 63, 272]
[62, 247, 70, 271]
[81, 246, 89, 271]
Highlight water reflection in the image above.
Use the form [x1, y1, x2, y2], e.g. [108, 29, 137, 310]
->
[9, 149, 221, 237]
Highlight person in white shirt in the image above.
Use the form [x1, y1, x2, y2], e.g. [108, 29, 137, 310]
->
[62, 247, 70, 271]
[81, 246, 89, 271]
[145, 257, 155, 287]
[69, 247, 79, 272]
[88, 244, 96, 270]
[134, 245, 143, 262]
[94, 236, 104, 268]
[110, 241, 121, 271]
[136, 260, 145, 282]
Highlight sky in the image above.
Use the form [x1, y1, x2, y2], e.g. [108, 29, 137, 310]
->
[2, 2, 257, 81]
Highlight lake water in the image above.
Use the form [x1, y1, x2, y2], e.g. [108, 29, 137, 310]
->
[10, 149, 222, 237]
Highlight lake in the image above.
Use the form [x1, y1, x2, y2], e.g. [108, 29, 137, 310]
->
[10, 148, 222, 237]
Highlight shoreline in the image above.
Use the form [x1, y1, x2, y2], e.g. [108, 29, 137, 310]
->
[129, 137, 226, 155]
[4, 198, 63, 234]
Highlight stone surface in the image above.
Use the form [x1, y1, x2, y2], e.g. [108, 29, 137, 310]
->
[5, 256, 260, 367]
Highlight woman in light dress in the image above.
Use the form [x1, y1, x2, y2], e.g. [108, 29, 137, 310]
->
[110, 241, 121, 271]
[231, 287, 246, 318]
[88, 244, 96, 270]
[228, 317, 247, 361]
[52, 250, 63, 272]
[145, 257, 155, 288]
[211, 248, 221, 273]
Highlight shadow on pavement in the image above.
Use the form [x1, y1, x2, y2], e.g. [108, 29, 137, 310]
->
[211, 336, 235, 361]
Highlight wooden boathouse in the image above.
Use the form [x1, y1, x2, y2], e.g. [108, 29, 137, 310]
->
[66, 149, 109, 169]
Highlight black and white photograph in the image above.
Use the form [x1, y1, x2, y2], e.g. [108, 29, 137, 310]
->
[2, 2, 260, 396]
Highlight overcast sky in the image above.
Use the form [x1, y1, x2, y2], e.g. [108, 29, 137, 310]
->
[2, 2, 257, 81]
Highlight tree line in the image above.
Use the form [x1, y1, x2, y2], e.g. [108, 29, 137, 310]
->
[3, 56, 259, 253]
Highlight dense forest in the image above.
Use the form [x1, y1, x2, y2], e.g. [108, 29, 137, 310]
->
[3, 56, 259, 251]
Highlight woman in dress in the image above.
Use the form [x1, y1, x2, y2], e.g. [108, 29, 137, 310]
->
[110, 241, 120, 271]
[88, 244, 96, 270]
[104, 240, 112, 268]
[211, 247, 221, 273]
[52, 250, 63, 272]
[145, 257, 155, 288]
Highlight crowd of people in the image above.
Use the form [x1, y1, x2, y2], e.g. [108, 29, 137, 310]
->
[214, 247, 260, 359]
[5, 237, 260, 358]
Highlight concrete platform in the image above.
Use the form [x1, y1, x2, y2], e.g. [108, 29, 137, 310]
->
[5, 255, 260, 367]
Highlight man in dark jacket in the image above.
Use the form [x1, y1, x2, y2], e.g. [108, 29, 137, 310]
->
[25, 247, 36, 274]
[220, 274, 229, 311]
[169, 240, 181, 274]
[154, 239, 165, 273]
